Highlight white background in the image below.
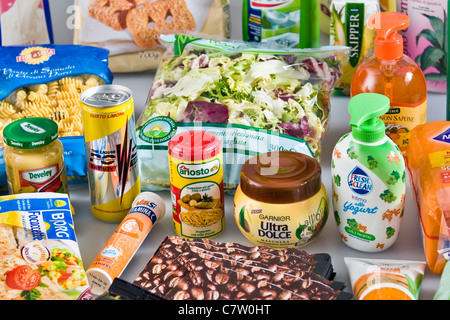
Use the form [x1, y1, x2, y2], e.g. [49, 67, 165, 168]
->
[48, 0, 447, 300]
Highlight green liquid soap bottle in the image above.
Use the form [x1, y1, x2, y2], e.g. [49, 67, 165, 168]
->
[331, 93, 406, 252]
[351, 12, 427, 155]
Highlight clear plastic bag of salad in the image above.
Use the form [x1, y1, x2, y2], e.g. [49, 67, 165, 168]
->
[136, 34, 348, 191]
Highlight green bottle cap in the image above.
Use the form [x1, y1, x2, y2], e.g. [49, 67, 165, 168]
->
[3, 118, 58, 149]
[349, 93, 390, 143]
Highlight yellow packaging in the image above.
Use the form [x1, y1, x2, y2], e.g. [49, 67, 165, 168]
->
[320, 0, 332, 34]
[380, 101, 427, 154]
[81, 85, 140, 222]
[234, 184, 328, 249]
[380, 0, 396, 11]
[168, 131, 224, 239]
[330, 0, 379, 95]
[0, 193, 91, 300]
[233, 151, 329, 249]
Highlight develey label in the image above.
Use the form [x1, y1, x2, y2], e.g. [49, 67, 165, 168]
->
[20, 121, 46, 134]
[21, 166, 57, 184]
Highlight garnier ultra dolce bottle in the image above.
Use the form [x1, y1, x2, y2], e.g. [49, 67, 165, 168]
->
[331, 93, 406, 252]
[351, 12, 427, 154]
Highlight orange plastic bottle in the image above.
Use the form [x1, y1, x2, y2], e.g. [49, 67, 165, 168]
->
[350, 12, 427, 154]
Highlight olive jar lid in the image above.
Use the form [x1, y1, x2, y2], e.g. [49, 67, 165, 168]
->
[239, 151, 322, 204]
[3, 117, 58, 149]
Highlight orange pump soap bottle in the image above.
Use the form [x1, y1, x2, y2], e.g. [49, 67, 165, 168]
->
[350, 12, 427, 154]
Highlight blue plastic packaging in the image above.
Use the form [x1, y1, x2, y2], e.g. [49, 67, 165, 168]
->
[0, 44, 113, 192]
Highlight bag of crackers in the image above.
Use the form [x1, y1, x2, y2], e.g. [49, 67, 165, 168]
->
[0, 44, 113, 192]
[73, 0, 231, 73]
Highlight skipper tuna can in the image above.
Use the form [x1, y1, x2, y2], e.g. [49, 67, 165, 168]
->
[168, 130, 224, 239]
[81, 85, 140, 222]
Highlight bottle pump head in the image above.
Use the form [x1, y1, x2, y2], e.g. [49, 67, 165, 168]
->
[368, 12, 409, 60]
[349, 93, 390, 143]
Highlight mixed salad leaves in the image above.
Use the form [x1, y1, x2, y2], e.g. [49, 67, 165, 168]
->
[138, 37, 346, 159]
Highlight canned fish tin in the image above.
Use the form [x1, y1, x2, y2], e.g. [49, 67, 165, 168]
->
[168, 130, 224, 238]
[81, 85, 140, 222]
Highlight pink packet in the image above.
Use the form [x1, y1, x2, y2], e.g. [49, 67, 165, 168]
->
[397, 0, 447, 93]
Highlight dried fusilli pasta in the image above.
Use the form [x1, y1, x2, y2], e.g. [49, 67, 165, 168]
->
[0, 102, 16, 119]
[0, 74, 105, 148]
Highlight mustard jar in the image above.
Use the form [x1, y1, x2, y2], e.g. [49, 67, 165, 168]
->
[234, 151, 328, 249]
[3, 117, 68, 195]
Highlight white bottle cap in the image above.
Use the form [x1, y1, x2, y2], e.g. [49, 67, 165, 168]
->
[86, 268, 113, 297]
[131, 192, 166, 222]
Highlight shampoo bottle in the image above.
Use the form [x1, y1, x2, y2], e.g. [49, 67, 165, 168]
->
[351, 12, 427, 155]
[331, 93, 406, 252]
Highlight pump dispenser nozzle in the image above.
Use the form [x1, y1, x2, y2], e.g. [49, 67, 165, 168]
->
[349, 93, 390, 143]
[368, 12, 409, 60]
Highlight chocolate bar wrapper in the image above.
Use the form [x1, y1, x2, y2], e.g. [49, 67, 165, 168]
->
[133, 236, 352, 300]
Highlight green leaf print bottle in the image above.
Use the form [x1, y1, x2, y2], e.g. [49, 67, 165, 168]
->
[331, 93, 406, 252]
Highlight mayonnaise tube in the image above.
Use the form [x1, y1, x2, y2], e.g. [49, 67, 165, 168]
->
[86, 192, 166, 297]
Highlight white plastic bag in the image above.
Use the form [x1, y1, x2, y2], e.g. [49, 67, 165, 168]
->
[0, 0, 53, 46]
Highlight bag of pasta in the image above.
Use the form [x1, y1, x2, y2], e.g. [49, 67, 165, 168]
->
[0, 44, 113, 192]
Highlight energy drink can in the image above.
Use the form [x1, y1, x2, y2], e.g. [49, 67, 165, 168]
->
[81, 85, 140, 222]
